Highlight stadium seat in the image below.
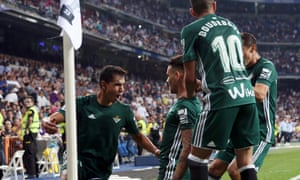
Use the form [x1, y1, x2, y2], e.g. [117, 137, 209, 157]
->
[37, 147, 60, 177]
[0, 150, 25, 180]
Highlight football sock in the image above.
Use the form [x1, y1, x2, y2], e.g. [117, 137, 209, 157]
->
[239, 164, 257, 180]
[188, 154, 209, 180]
[208, 173, 221, 180]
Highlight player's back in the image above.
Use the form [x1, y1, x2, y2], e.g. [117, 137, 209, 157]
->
[181, 14, 255, 110]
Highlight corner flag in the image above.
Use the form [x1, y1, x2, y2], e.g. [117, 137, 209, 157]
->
[57, 0, 82, 50]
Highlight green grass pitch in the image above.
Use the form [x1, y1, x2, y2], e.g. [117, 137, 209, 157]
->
[221, 144, 300, 180]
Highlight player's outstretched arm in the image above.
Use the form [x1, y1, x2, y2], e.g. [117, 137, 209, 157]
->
[131, 132, 160, 157]
[42, 112, 65, 134]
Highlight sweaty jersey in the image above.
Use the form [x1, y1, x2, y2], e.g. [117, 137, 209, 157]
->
[181, 14, 255, 110]
[158, 97, 201, 180]
[58, 95, 139, 179]
[247, 57, 278, 143]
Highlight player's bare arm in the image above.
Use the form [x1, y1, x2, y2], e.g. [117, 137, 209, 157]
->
[42, 111, 65, 134]
[183, 60, 197, 98]
[254, 83, 269, 102]
[131, 132, 160, 157]
[172, 129, 193, 180]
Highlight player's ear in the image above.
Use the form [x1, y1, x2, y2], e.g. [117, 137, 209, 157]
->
[100, 80, 106, 90]
[189, 8, 198, 18]
[213, 1, 217, 12]
[250, 44, 257, 53]
[175, 70, 181, 80]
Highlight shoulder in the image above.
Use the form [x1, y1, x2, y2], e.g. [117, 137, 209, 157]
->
[178, 97, 201, 106]
[177, 97, 201, 112]
[114, 101, 130, 108]
[28, 107, 37, 114]
[181, 18, 203, 35]
[113, 101, 134, 112]
[261, 58, 275, 65]
[76, 94, 96, 105]
[260, 58, 278, 74]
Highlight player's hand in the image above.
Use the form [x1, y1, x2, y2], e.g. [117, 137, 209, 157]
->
[42, 117, 58, 134]
[154, 149, 160, 158]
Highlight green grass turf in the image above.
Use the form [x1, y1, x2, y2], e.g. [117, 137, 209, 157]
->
[150, 143, 300, 180]
[221, 144, 300, 180]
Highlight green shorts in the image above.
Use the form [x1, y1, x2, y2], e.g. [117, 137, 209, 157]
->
[216, 140, 272, 170]
[252, 141, 272, 170]
[192, 104, 259, 150]
[61, 151, 111, 180]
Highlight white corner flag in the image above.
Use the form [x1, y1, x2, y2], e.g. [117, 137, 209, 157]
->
[57, 0, 82, 50]
[58, 1, 81, 180]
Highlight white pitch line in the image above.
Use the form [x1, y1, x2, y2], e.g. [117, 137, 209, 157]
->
[290, 175, 300, 180]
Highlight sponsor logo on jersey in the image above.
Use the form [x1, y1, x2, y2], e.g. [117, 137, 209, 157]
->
[113, 116, 121, 123]
[178, 108, 189, 124]
[228, 83, 254, 99]
[88, 114, 96, 119]
[259, 68, 272, 80]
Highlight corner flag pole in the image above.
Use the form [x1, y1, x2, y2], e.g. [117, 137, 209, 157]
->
[63, 33, 78, 180]
[58, 0, 82, 179]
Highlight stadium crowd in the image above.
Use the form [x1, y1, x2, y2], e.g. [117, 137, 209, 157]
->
[2, 0, 300, 75]
[4, 0, 300, 42]
[0, 53, 299, 166]
[0, 0, 300, 168]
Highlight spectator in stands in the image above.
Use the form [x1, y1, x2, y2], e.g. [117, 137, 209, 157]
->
[42, 65, 160, 180]
[17, 87, 28, 109]
[0, 90, 3, 102]
[274, 119, 280, 145]
[135, 113, 147, 155]
[0, 119, 18, 165]
[2, 119, 17, 137]
[278, 116, 290, 144]
[0, 123, 5, 165]
[4, 86, 18, 104]
[21, 96, 40, 179]
[136, 99, 149, 120]
[286, 117, 295, 144]
[295, 121, 300, 141]
[12, 117, 22, 138]
[4, 109, 14, 123]
[147, 113, 161, 148]
[0, 75, 8, 95]
[11, 102, 22, 120]
[49, 87, 60, 105]
[0, 108, 4, 130]
[37, 90, 50, 109]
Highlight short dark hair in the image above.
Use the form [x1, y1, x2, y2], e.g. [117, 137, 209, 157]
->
[24, 96, 34, 102]
[99, 65, 127, 83]
[190, 0, 215, 15]
[241, 32, 257, 48]
[3, 119, 12, 125]
[168, 54, 184, 70]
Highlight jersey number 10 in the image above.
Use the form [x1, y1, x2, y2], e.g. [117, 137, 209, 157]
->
[212, 35, 245, 73]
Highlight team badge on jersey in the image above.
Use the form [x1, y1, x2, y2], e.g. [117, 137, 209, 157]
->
[113, 115, 121, 123]
[259, 68, 272, 80]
